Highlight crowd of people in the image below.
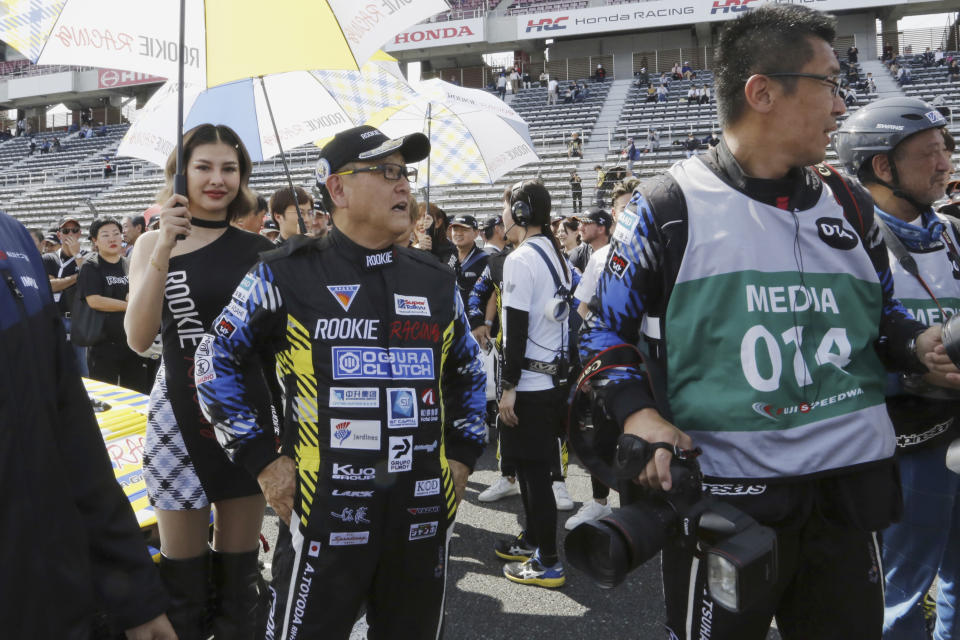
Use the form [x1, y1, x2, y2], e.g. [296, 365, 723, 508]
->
[7, 4, 960, 640]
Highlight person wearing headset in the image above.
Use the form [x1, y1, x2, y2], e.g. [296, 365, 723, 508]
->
[494, 179, 572, 588]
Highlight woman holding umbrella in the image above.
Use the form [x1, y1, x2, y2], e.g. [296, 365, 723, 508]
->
[125, 124, 275, 639]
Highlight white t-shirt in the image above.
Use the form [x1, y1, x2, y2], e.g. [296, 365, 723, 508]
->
[503, 235, 571, 391]
[576, 243, 610, 304]
[497, 76, 507, 88]
[548, 79, 558, 94]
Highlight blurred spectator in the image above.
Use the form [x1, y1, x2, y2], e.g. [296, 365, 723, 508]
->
[259, 217, 280, 243]
[523, 71, 531, 89]
[896, 66, 912, 85]
[449, 214, 488, 309]
[847, 45, 859, 63]
[414, 202, 456, 268]
[77, 217, 145, 391]
[310, 203, 330, 238]
[482, 215, 507, 254]
[656, 84, 668, 102]
[103, 160, 114, 179]
[53, 136, 62, 151]
[557, 218, 580, 258]
[15, 117, 23, 136]
[621, 137, 641, 176]
[29, 227, 44, 250]
[28, 140, 36, 155]
[509, 68, 521, 94]
[671, 62, 682, 80]
[43, 215, 89, 375]
[41, 231, 60, 254]
[96, 124, 107, 137]
[948, 59, 959, 81]
[567, 132, 582, 158]
[547, 77, 559, 105]
[269, 186, 313, 246]
[448, 76, 459, 86]
[497, 72, 507, 100]
[121, 214, 145, 257]
[697, 85, 710, 104]
[936, 47, 946, 66]
[644, 128, 661, 153]
[80, 107, 92, 126]
[645, 85, 657, 102]
[40, 139, 50, 154]
[686, 85, 698, 103]
[636, 67, 650, 87]
[595, 63, 607, 81]
[539, 71, 548, 86]
[684, 134, 699, 158]
[569, 170, 582, 213]
[682, 61, 694, 80]
[231, 193, 268, 234]
[866, 72, 877, 93]
[882, 43, 894, 62]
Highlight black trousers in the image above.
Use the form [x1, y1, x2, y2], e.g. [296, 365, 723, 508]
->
[571, 191, 582, 212]
[662, 506, 883, 640]
[87, 341, 145, 391]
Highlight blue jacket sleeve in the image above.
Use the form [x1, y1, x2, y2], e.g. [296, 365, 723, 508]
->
[467, 264, 493, 330]
[579, 190, 664, 425]
[442, 289, 487, 469]
[196, 261, 284, 478]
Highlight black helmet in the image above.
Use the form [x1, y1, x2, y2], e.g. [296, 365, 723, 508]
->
[833, 97, 947, 177]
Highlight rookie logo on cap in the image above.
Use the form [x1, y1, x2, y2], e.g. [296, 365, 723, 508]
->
[316, 158, 332, 185]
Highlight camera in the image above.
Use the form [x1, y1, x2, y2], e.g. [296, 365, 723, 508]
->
[941, 313, 960, 367]
[564, 433, 778, 614]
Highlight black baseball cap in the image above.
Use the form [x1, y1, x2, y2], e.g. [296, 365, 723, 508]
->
[315, 125, 430, 187]
[483, 215, 503, 233]
[449, 214, 478, 230]
[43, 232, 60, 244]
[260, 218, 280, 235]
[577, 207, 613, 228]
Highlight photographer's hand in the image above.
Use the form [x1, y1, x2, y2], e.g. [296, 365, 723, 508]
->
[623, 408, 693, 491]
[917, 325, 960, 386]
[499, 388, 518, 427]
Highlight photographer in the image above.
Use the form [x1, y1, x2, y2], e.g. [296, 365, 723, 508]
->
[580, 6, 960, 638]
[495, 180, 571, 588]
[835, 98, 960, 639]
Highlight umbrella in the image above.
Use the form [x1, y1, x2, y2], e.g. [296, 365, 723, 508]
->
[0, 0, 449, 88]
[357, 79, 539, 210]
[117, 60, 418, 167]
[0, 0, 449, 223]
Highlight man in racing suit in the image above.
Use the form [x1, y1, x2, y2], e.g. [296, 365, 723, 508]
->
[197, 126, 486, 640]
[579, 6, 960, 639]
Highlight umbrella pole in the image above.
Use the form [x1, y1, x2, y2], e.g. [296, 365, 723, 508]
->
[259, 76, 307, 235]
[425, 102, 431, 214]
[174, 0, 186, 198]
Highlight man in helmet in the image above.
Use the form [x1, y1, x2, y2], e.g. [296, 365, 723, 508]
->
[835, 97, 960, 639]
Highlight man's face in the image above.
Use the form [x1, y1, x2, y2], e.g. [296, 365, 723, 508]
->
[579, 220, 600, 243]
[332, 152, 413, 245]
[770, 37, 847, 168]
[450, 224, 477, 249]
[58, 221, 82, 252]
[613, 193, 631, 219]
[311, 210, 330, 237]
[276, 202, 313, 239]
[121, 216, 141, 244]
[890, 128, 953, 207]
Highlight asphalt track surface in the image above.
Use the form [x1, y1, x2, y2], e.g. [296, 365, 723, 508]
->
[259, 437, 782, 640]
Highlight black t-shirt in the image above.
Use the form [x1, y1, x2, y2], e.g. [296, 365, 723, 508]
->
[78, 256, 128, 343]
[42, 249, 82, 315]
[570, 176, 582, 193]
[568, 242, 592, 273]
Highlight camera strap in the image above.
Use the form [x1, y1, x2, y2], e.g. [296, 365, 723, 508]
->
[527, 239, 572, 356]
[875, 215, 948, 317]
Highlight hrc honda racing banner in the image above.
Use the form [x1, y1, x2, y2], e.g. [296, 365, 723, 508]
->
[516, 0, 914, 40]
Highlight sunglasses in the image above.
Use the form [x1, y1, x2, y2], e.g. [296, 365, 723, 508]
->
[60, 227, 82, 234]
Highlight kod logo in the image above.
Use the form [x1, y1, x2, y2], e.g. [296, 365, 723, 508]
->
[710, 0, 757, 14]
[525, 16, 568, 33]
[816, 217, 858, 250]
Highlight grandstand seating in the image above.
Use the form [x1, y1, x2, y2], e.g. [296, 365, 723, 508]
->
[887, 51, 960, 113]
[7, 52, 960, 237]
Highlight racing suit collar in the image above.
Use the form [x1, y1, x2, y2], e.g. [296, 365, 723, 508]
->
[329, 226, 397, 271]
[701, 137, 823, 212]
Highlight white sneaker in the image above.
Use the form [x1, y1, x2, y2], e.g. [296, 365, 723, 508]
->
[478, 476, 521, 502]
[552, 481, 574, 511]
[564, 500, 613, 530]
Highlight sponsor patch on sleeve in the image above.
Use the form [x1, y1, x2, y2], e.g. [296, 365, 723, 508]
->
[613, 209, 639, 243]
[607, 250, 630, 279]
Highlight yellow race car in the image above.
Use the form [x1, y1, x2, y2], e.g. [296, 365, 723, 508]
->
[84, 378, 161, 560]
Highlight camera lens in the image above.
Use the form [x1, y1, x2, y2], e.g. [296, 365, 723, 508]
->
[942, 314, 960, 368]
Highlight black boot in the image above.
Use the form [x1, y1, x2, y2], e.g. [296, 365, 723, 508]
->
[211, 549, 261, 640]
[158, 552, 210, 640]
